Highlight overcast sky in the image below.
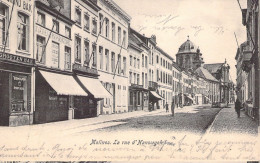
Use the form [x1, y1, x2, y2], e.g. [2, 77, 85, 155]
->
[114, 0, 248, 83]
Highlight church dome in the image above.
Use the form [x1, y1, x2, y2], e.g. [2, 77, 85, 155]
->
[178, 37, 198, 53]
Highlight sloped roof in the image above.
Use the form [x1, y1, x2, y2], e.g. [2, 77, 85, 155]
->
[129, 33, 143, 52]
[155, 46, 174, 60]
[195, 67, 219, 82]
[203, 63, 224, 74]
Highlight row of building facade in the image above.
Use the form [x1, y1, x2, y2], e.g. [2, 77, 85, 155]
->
[235, 0, 260, 126]
[0, 0, 234, 126]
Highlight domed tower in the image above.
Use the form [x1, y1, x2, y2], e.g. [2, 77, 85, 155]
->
[176, 36, 204, 70]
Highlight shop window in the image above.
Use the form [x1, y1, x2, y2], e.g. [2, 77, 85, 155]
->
[75, 7, 81, 26]
[84, 13, 90, 31]
[51, 41, 59, 68]
[37, 11, 45, 26]
[11, 74, 30, 112]
[0, 3, 8, 46]
[17, 12, 29, 51]
[65, 26, 71, 38]
[84, 40, 89, 65]
[52, 19, 59, 33]
[36, 35, 46, 64]
[65, 46, 71, 70]
[75, 36, 81, 63]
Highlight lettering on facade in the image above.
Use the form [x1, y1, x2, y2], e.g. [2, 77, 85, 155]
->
[36, 25, 71, 46]
[0, 53, 34, 65]
[6, 0, 32, 13]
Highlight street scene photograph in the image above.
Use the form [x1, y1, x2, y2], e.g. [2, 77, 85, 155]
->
[0, 0, 259, 161]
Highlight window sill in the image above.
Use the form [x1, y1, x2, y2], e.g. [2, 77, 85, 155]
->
[16, 50, 30, 56]
[92, 32, 98, 37]
[75, 23, 82, 28]
[83, 28, 90, 33]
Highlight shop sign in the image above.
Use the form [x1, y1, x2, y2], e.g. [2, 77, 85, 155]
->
[36, 25, 71, 46]
[6, 0, 32, 13]
[49, 89, 57, 101]
[0, 53, 34, 65]
[13, 75, 26, 91]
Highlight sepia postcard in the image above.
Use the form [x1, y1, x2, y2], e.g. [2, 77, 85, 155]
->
[0, 0, 259, 162]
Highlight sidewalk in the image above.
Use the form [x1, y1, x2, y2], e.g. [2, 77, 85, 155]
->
[206, 105, 258, 136]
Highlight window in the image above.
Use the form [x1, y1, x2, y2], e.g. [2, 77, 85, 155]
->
[11, 74, 29, 112]
[145, 56, 148, 68]
[17, 12, 29, 51]
[75, 7, 81, 26]
[51, 42, 59, 68]
[134, 73, 136, 84]
[65, 46, 71, 70]
[142, 72, 144, 86]
[92, 44, 97, 67]
[75, 36, 81, 63]
[99, 46, 103, 70]
[112, 22, 115, 42]
[65, 26, 71, 38]
[92, 18, 97, 35]
[157, 69, 159, 82]
[84, 40, 89, 65]
[0, 3, 7, 45]
[117, 54, 121, 74]
[142, 54, 144, 67]
[157, 55, 159, 64]
[129, 72, 132, 84]
[118, 26, 121, 44]
[137, 74, 140, 85]
[36, 35, 45, 64]
[52, 19, 59, 33]
[123, 30, 126, 47]
[37, 12, 45, 26]
[123, 57, 126, 75]
[130, 55, 132, 66]
[99, 14, 103, 34]
[145, 73, 147, 87]
[84, 13, 90, 31]
[105, 18, 109, 38]
[134, 57, 136, 68]
[111, 52, 115, 72]
[105, 49, 109, 71]
[137, 59, 140, 68]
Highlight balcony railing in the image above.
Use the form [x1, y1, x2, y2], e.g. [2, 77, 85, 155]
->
[149, 81, 158, 90]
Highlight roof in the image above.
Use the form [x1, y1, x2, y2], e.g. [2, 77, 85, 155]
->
[178, 38, 198, 54]
[203, 63, 224, 74]
[195, 67, 219, 82]
[155, 46, 174, 61]
[129, 33, 143, 52]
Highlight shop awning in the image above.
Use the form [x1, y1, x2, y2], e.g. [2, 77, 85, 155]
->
[77, 76, 112, 99]
[185, 94, 194, 102]
[39, 70, 88, 96]
[150, 91, 163, 100]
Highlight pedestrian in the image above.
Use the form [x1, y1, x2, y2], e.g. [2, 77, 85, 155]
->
[235, 98, 241, 118]
[165, 102, 169, 112]
[171, 101, 175, 116]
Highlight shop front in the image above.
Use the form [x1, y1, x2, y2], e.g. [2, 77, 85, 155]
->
[34, 70, 88, 124]
[149, 91, 163, 111]
[0, 53, 34, 126]
[73, 74, 112, 119]
[128, 84, 149, 112]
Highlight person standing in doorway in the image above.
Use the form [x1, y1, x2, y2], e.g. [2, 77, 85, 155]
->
[171, 101, 175, 116]
[235, 98, 241, 118]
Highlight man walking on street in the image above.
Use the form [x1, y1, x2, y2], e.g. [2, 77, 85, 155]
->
[235, 98, 241, 118]
[165, 103, 169, 112]
[171, 101, 175, 116]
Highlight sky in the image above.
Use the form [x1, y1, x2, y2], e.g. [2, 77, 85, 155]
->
[114, 0, 248, 84]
